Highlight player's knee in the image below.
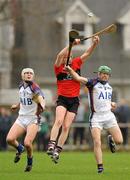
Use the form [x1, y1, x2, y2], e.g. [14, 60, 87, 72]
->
[115, 138, 123, 145]
[24, 139, 32, 148]
[62, 124, 70, 132]
[6, 136, 15, 144]
[93, 139, 101, 148]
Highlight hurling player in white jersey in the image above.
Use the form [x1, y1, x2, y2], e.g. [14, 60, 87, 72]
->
[6, 68, 45, 172]
[66, 65, 123, 174]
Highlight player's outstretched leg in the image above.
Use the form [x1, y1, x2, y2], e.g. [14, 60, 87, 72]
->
[46, 140, 56, 156]
[108, 135, 116, 153]
[14, 144, 25, 163]
[97, 164, 104, 174]
[52, 146, 62, 164]
[24, 157, 33, 172]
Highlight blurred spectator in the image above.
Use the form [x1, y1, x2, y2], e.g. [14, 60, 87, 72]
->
[0, 107, 13, 151]
[73, 101, 86, 146]
[83, 102, 93, 149]
[114, 99, 130, 147]
[36, 116, 49, 151]
[36, 107, 53, 151]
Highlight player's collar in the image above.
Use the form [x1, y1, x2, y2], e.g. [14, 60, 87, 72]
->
[97, 78, 107, 85]
[24, 80, 33, 85]
[22, 80, 33, 88]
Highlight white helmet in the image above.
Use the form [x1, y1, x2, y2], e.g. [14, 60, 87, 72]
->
[21, 68, 34, 80]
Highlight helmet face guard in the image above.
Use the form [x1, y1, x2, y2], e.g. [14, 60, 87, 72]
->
[21, 68, 34, 81]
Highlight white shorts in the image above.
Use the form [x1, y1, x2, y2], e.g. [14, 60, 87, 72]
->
[15, 115, 40, 129]
[90, 111, 118, 130]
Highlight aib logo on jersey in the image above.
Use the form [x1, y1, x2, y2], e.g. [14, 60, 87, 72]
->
[20, 97, 32, 105]
[98, 91, 112, 99]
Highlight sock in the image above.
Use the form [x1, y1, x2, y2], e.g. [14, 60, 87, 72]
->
[97, 164, 104, 173]
[16, 144, 24, 153]
[27, 157, 33, 166]
[55, 145, 62, 153]
[48, 140, 56, 149]
[98, 164, 103, 168]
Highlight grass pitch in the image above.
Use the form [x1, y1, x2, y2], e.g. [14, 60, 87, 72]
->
[0, 151, 130, 180]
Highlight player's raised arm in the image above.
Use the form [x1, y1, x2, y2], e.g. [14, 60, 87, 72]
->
[55, 39, 80, 67]
[65, 65, 88, 84]
[80, 36, 100, 63]
[55, 46, 69, 67]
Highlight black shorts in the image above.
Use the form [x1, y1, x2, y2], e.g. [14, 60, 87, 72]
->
[56, 95, 79, 114]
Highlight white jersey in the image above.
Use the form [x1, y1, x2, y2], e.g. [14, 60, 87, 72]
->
[18, 81, 44, 116]
[86, 78, 112, 113]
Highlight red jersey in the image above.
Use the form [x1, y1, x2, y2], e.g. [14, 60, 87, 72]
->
[54, 57, 83, 97]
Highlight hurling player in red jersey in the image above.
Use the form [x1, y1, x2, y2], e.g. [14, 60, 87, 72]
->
[47, 36, 100, 163]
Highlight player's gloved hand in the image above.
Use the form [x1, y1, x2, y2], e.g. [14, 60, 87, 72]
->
[73, 39, 81, 45]
[11, 104, 19, 111]
[111, 102, 117, 111]
[92, 36, 100, 45]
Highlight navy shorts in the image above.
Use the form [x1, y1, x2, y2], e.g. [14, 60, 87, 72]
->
[56, 95, 79, 114]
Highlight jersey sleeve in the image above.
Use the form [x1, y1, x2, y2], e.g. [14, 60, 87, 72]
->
[85, 79, 93, 88]
[31, 82, 44, 97]
[54, 64, 63, 76]
[85, 78, 98, 89]
[73, 57, 83, 68]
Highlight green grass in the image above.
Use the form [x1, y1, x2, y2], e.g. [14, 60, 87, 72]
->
[0, 151, 130, 180]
